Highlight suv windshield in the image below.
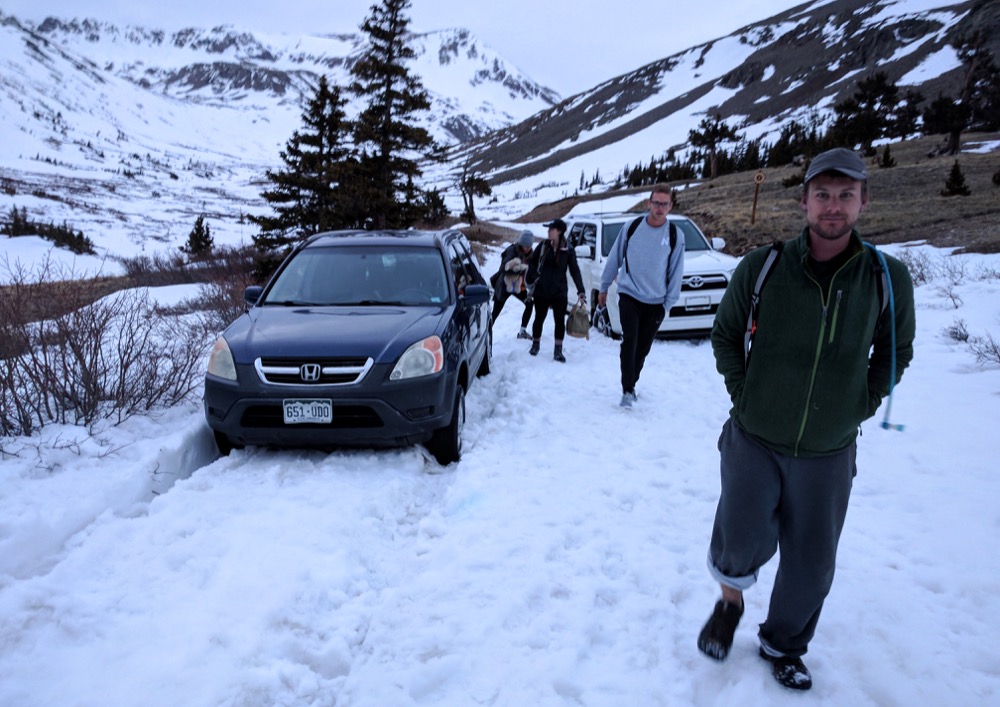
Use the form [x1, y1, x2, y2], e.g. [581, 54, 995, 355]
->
[263, 245, 450, 306]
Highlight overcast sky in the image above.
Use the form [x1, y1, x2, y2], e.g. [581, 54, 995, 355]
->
[3, 0, 807, 95]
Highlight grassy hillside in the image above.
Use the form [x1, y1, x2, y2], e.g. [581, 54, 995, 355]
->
[515, 133, 1000, 256]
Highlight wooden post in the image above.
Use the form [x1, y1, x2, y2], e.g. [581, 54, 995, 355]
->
[751, 170, 766, 225]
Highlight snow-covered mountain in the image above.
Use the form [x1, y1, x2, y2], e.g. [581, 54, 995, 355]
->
[0, 11, 558, 257]
[455, 0, 999, 207]
[20, 16, 559, 142]
[0, 0, 996, 258]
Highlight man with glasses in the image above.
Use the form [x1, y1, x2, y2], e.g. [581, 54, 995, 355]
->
[598, 184, 685, 408]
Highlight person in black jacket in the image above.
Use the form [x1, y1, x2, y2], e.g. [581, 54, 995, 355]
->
[525, 219, 586, 362]
[490, 230, 535, 339]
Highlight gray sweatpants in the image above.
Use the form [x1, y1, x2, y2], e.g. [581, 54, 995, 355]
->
[707, 419, 856, 658]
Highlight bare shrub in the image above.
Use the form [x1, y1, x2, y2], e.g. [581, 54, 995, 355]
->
[895, 248, 934, 286]
[944, 318, 970, 343]
[974, 263, 1000, 282]
[187, 245, 260, 334]
[1, 262, 211, 437]
[934, 283, 964, 309]
[968, 331, 1000, 365]
[938, 255, 970, 287]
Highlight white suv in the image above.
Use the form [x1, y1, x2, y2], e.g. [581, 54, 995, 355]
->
[565, 212, 740, 338]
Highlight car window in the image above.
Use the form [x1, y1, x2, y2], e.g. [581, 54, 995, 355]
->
[601, 221, 626, 257]
[263, 246, 449, 306]
[673, 218, 712, 251]
[449, 243, 472, 292]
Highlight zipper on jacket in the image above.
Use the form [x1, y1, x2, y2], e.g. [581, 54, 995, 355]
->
[828, 290, 843, 344]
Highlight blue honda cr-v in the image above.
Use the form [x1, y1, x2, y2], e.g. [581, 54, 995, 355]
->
[203, 229, 492, 464]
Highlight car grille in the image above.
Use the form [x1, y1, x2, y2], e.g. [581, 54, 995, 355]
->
[254, 357, 374, 386]
[240, 405, 383, 429]
[681, 273, 728, 291]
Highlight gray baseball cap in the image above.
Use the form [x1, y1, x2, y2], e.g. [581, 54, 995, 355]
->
[805, 148, 868, 183]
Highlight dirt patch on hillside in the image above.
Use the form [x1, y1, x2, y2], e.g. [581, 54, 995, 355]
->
[505, 134, 1000, 256]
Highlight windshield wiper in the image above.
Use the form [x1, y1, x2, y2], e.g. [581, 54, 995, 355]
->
[265, 300, 322, 307]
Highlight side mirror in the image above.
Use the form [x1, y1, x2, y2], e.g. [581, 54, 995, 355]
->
[712, 237, 726, 251]
[575, 244, 593, 260]
[462, 284, 490, 306]
[244, 285, 263, 306]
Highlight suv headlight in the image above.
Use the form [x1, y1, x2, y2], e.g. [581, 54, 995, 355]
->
[207, 337, 238, 381]
[390, 336, 443, 380]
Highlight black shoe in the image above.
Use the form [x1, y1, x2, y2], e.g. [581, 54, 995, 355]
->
[516, 328, 531, 339]
[528, 342, 540, 356]
[759, 647, 812, 690]
[553, 346, 565, 363]
[697, 599, 744, 661]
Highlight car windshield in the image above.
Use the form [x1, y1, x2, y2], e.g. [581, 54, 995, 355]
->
[600, 217, 713, 257]
[262, 245, 450, 306]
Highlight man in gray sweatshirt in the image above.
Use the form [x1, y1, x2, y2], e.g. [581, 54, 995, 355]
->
[598, 184, 685, 407]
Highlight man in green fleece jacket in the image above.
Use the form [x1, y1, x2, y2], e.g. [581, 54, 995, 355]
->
[696, 148, 916, 690]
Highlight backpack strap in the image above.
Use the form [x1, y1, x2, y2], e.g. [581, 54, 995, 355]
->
[743, 241, 784, 370]
[624, 217, 677, 275]
[863, 242, 902, 431]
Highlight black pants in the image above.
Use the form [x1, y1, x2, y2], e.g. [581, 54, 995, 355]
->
[617, 293, 664, 394]
[532, 295, 568, 342]
[491, 290, 532, 329]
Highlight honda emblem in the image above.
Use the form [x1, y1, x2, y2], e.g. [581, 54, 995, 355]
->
[300, 363, 321, 382]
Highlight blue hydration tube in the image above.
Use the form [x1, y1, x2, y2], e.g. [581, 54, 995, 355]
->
[864, 242, 904, 432]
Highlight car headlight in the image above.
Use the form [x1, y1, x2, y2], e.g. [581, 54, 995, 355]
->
[207, 337, 238, 381]
[390, 336, 443, 381]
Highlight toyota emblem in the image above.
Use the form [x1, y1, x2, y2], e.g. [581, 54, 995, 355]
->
[300, 363, 321, 382]
[687, 276, 705, 289]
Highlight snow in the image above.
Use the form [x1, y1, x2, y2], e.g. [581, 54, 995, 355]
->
[2, 233, 999, 705]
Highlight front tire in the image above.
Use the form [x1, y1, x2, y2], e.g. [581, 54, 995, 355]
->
[427, 386, 465, 465]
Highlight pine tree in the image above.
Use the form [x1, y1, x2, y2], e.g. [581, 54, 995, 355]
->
[829, 71, 899, 154]
[879, 144, 896, 169]
[180, 215, 214, 258]
[250, 76, 355, 259]
[349, 0, 437, 229]
[689, 114, 740, 180]
[941, 160, 971, 197]
[458, 165, 491, 225]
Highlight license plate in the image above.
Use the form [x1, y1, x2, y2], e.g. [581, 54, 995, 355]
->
[282, 399, 332, 424]
[685, 296, 711, 311]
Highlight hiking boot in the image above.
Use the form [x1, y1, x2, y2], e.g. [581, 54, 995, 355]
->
[553, 346, 566, 363]
[619, 391, 636, 408]
[697, 599, 744, 661]
[516, 328, 531, 339]
[758, 647, 812, 690]
[528, 341, 540, 356]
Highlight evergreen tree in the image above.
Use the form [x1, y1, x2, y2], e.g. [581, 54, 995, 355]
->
[689, 113, 739, 180]
[458, 166, 492, 225]
[941, 160, 971, 196]
[957, 31, 1000, 132]
[349, 0, 437, 229]
[879, 144, 896, 169]
[889, 89, 924, 140]
[923, 93, 969, 156]
[766, 120, 823, 167]
[250, 76, 356, 258]
[829, 71, 898, 154]
[180, 214, 214, 258]
[924, 32, 1000, 155]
